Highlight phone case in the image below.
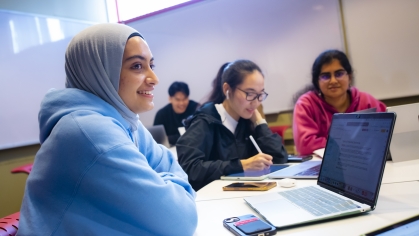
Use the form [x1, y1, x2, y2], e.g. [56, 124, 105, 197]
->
[223, 214, 276, 236]
[222, 182, 277, 191]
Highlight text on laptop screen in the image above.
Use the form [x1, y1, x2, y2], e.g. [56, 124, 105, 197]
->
[319, 114, 393, 202]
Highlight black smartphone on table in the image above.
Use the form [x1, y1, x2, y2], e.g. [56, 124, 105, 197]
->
[287, 154, 313, 162]
[223, 214, 276, 236]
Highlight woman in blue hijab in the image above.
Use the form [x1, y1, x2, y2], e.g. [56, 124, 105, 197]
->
[18, 23, 197, 236]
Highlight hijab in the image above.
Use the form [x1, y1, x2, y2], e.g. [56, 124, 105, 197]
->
[65, 23, 144, 131]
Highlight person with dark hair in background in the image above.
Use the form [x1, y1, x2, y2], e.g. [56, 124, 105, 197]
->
[293, 49, 386, 156]
[153, 81, 199, 145]
[177, 60, 288, 191]
[208, 63, 267, 118]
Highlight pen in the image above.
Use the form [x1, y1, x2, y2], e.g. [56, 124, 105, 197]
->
[249, 135, 262, 153]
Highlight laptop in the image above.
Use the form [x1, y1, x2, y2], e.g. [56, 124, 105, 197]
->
[352, 107, 397, 161]
[352, 107, 392, 161]
[386, 103, 419, 163]
[244, 112, 396, 228]
[353, 107, 377, 113]
[268, 160, 322, 179]
[268, 107, 381, 180]
[146, 125, 171, 148]
[221, 164, 290, 181]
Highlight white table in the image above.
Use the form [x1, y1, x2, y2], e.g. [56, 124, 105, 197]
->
[194, 181, 419, 236]
[309, 155, 419, 184]
[196, 179, 317, 202]
[196, 160, 319, 202]
[168, 146, 177, 160]
[193, 156, 419, 235]
[196, 157, 419, 202]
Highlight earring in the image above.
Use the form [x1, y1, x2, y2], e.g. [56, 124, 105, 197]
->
[226, 90, 230, 100]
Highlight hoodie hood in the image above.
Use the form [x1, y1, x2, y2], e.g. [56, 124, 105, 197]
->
[65, 23, 144, 131]
[39, 88, 129, 144]
[307, 87, 361, 113]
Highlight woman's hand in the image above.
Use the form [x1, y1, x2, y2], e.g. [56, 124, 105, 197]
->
[250, 109, 263, 125]
[240, 153, 273, 171]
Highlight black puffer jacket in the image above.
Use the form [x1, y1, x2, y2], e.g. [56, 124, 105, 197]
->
[176, 103, 288, 191]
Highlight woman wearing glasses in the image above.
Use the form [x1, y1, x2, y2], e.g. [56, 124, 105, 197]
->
[293, 50, 386, 156]
[177, 60, 288, 191]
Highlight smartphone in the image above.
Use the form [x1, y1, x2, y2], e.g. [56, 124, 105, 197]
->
[222, 182, 277, 191]
[223, 214, 276, 236]
[287, 154, 313, 162]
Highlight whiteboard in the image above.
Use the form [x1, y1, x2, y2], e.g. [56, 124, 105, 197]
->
[0, 10, 93, 150]
[343, 0, 419, 99]
[127, 0, 344, 124]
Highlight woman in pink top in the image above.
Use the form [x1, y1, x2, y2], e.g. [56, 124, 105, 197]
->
[293, 50, 386, 156]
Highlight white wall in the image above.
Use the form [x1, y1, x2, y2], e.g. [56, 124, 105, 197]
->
[343, 0, 419, 99]
[1, 0, 417, 149]
[0, 0, 108, 149]
[0, 0, 109, 22]
[128, 0, 344, 127]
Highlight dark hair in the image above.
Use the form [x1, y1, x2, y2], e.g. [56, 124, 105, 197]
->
[168, 81, 189, 97]
[207, 60, 263, 104]
[128, 32, 144, 40]
[293, 49, 354, 104]
[207, 62, 230, 104]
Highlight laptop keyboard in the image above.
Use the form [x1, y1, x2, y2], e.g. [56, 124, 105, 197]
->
[294, 164, 320, 176]
[278, 186, 359, 216]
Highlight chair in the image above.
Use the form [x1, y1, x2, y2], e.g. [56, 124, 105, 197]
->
[5, 164, 31, 235]
[269, 125, 290, 141]
[11, 163, 33, 175]
[0, 212, 20, 236]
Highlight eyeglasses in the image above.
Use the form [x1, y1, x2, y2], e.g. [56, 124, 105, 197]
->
[236, 88, 268, 102]
[318, 70, 348, 81]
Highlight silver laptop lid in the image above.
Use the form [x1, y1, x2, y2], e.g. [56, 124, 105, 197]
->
[317, 112, 396, 208]
[146, 125, 171, 148]
[387, 103, 419, 133]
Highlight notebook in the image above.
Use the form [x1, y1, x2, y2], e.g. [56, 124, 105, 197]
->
[268, 160, 322, 179]
[146, 125, 171, 148]
[244, 112, 396, 228]
[386, 103, 419, 163]
[221, 164, 290, 181]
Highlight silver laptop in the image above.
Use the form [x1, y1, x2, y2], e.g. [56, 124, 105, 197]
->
[387, 103, 419, 163]
[268, 107, 381, 180]
[146, 125, 171, 148]
[244, 112, 396, 228]
[268, 160, 321, 179]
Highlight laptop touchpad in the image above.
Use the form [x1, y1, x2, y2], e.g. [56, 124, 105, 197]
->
[254, 197, 312, 226]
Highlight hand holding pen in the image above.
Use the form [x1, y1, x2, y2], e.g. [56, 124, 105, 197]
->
[239, 135, 273, 171]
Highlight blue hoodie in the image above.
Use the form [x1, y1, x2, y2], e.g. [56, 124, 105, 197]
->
[17, 88, 198, 235]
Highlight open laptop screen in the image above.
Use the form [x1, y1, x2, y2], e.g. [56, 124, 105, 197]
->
[318, 113, 396, 207]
